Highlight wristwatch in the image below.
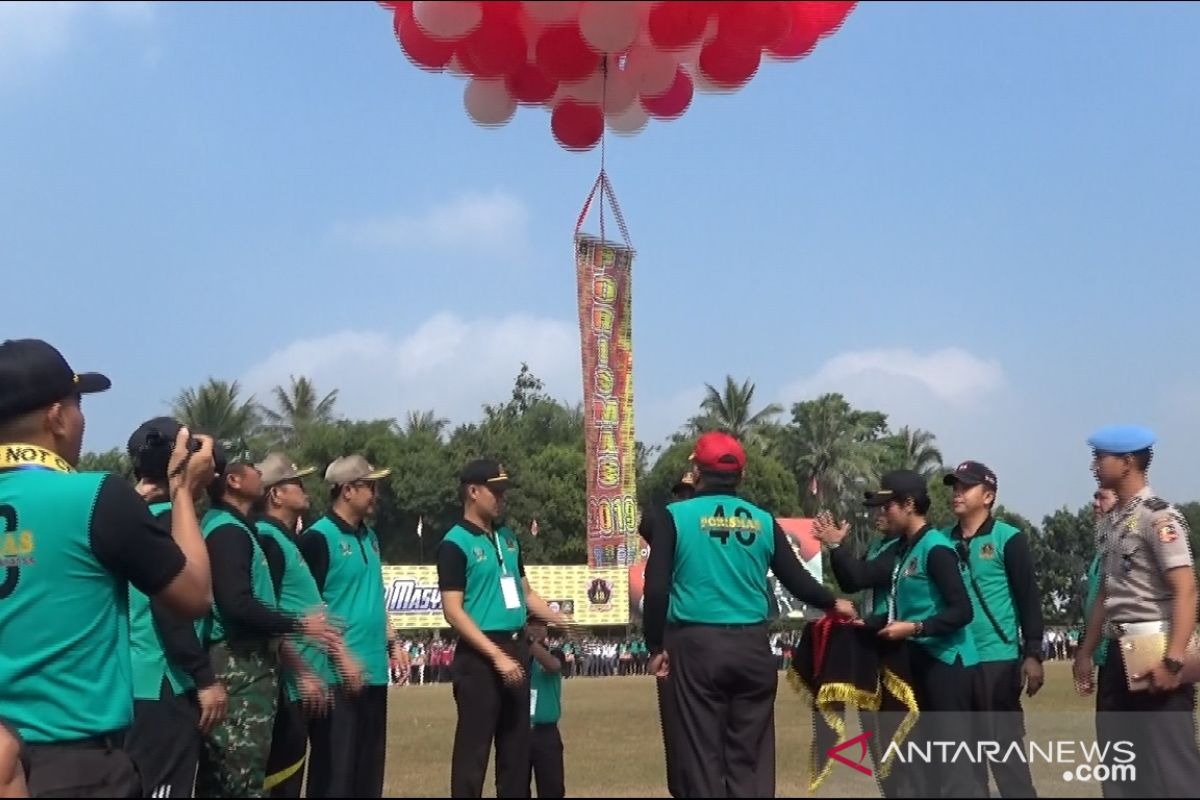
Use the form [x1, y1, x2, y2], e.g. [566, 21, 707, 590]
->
[1163, 656, 1185, 675]
[912, 621, 924, 637]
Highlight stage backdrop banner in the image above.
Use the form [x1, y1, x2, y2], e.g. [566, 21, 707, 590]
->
[383, 564, 629, 629]
[575, 232, 639, 569]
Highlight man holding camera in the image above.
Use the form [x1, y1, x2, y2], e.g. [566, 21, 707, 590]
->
[124, 417, 228, 800]
[0, 339, 214, 797]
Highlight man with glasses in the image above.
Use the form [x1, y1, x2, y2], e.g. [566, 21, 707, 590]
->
[300, 455, 397, 798]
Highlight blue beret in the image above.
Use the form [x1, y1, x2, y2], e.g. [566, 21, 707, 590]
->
[1087, 425, 1156, 454]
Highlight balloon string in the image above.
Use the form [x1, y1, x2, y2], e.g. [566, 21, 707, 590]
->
[599, 54, 608, 246]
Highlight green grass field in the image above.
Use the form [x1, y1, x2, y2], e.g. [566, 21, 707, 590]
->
[382, 661, 1127, 797]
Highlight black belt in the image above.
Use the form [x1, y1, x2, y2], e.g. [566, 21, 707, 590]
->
[672, 620, 767, 630]
[30, 730, 126, 751]
[481, 630, 525, 642]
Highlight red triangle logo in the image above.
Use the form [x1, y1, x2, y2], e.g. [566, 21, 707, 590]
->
[827, 731, 873, 777]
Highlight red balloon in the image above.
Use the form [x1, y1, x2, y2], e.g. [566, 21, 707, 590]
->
[640, 67, 693, 120]
[806, 1, 857, 36]
[551, 100, 604, 151]
[458, 14, 526, 78]
[646, 2, 712, 52]
[394, 6, 456, 71]
[536, 24, 602, 84]
[698, 36, 762, 89]
[716, 2, 791, 51]
[506, 62, 558, 105]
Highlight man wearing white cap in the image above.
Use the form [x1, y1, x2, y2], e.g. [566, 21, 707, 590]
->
[300, 455, 398, 798]
[255, 453, 361, 798]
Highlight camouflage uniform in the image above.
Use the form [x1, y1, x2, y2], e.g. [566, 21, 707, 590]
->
[195, 641, 281, 799]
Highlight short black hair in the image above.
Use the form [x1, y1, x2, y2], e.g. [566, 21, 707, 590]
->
[698, 470, 740, 493]
[1131, 448, 1153, 473]
[912, 494, 932, 515]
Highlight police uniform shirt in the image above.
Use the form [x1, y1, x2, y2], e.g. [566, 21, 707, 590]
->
[1102, 486, 1195, 624]
[0, 467, 187, 743]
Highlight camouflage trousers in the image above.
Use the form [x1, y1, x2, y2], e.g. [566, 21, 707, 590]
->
[195, 640, 280, 799]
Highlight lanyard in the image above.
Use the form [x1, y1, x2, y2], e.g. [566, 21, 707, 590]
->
[491, 531, 509, 577]
[0, 444, 74, 474]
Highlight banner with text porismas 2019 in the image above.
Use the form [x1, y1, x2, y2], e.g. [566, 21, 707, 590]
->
[576, 233, 638, 569]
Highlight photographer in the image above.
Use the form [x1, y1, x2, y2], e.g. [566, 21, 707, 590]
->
[124, 418, 228, 800]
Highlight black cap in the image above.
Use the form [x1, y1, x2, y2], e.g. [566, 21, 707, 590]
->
[943, 460, 998, 490]
[460, 459, 510, 491]
[127, 417, 184, 481]
[864, 470, 929, 507]
[0, 339, 111, 423]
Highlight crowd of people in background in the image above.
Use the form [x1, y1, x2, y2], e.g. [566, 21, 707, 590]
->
[389, 631, 804, 685]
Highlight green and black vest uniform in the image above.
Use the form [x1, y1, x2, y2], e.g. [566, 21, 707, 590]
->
[129, 501, 194, 700]
[949, 517, 1039, 664]
[440, 521, 528, 632]
[530, 649, 564, 726]
[301, 512, 389, 686]
[0, 444, 186, 744]
[830, 533, 904, 619]
[201, 504, 279, 646]
[256, 516, 339, 701]
[665, 494, 777, 626]
[1084, 553, 1109, 667]
[891, 527, 979, 667]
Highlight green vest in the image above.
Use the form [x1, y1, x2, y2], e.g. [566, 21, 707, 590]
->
[305, 515, 389, 686]
[893, 528, 979, 667]
[0, 467, 134, 743]
[864, 535, 902, 618]
[666, 495, 776, 626]
[129, 502, 193, 699]
[441, 524, 527, 633]
[1084, 553, 1109, 668]
[255, 518, 339, 700]
[956, 520, 1022, 663]
[530, 656, 563, 725]
[201, 507, 277, 645]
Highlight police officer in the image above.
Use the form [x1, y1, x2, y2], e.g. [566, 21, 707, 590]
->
[813, 507, 911, 798]
[643, 432, 856, 798]
[300, 455, 398, 798]
[436, 459, 569, 799]
[0, 339, 214, 798]
[254, 453, 361, 798]
[1074, 425, 1200, 798]
[197, 452, 338, 798]
[868, 470, 982, 798]
[124, 417, 227, 800]
[943, 461, 1043, 798]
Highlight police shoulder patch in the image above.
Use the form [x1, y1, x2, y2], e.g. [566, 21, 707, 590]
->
[1144, 497, 1170, 512]
[1158, 525, 1179, 544]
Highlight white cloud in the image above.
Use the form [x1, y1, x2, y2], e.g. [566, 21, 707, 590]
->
[241, 312, 582, 426]
[0, 1, 155, 82]
[783, 347, 1006, 409]
[330, 190, 530, 255]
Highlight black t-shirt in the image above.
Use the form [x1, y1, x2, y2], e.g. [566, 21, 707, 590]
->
[89, 476, 186, 596]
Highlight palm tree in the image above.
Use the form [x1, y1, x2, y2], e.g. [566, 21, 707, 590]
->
[172, 379, 262, 443]
[259, 376, 339, 443]
[892, 426, 943, 478]
[686, 376, 783, 449]
[404, 410, 450, 439]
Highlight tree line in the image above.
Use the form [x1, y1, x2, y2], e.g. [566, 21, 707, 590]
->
[79, 367, 1200, 625]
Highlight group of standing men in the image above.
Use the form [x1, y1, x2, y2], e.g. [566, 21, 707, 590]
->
[0, 339, 402, 799]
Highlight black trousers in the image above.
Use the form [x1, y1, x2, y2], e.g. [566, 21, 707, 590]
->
[970, 659, 1037, 798]
[860, 703, 918, 798]
[264, 692, 307, 799]
[668, 623, 778, 798]
[450, 634, 531, 799]
[656, 676, 683, 798]
[26, 733, 142, 798]
[529, 723, 564, 798]
[1096, 652, 1200, 798]
[126, 680, 200, 799]
[907, 647, 984, 799]
[306, 685, 387, 798]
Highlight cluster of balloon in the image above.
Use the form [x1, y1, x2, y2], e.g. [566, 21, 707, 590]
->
[383, 1, 857, 152]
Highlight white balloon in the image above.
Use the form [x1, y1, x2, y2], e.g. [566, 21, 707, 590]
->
[685, 62, 734, 95]
[522, 0, 581, 24]
[607, 102, 649, 136]
[624, 43, 678, 97]
[413, 1, 482, 41]
[464, 78, 517, 127]
[578, 1, 641, 55]
[446, 54, 468, 77]
[602, 70, 638, 114]
[560, 69, 604, 103]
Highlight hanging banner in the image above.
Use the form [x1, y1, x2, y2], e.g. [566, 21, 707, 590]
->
[576, 232, 639, 568]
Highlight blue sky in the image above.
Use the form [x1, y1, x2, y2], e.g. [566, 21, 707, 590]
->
[3, 1, 1198, 521]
